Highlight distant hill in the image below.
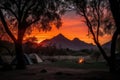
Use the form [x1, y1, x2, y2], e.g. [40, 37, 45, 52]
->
[39, 34, 95, 51]
[102, 41, 111, 49]
[101, 41, 111, 54]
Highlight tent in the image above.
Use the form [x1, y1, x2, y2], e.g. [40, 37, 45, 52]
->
[29, 53, 43, 64]
[11, 53, 33, 65]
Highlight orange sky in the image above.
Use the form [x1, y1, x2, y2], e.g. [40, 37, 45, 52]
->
[26, 11, 112, 45]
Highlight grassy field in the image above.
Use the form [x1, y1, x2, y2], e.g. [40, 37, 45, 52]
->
[0, 60, 113, 80]
[40, 60, 108, 69]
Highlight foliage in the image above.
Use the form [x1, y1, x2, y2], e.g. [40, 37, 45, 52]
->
[0, 0, 66, 69]
[23, 41, 37, 54]
[0, 22, 11, 41]
[91, 50, 101, 61]
[0, 0, 63, 36]
[25, 36, 38, 43]
[72, 0, 120, 73]
[73, 0, 114, 40]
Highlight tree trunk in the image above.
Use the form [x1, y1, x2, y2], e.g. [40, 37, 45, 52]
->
[94, 40, 117, 74]
[15, 28, 26, 69]
[95, 41, 109, 63]
[15, 41, 26, 69]
[109, 29, 119, 73]
[108, 0, 120, 74]
[0, 8, 26, 70]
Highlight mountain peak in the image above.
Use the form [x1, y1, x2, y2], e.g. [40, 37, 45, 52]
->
[56, 33, 65, 38]
[40, 34, 95, 50]
[53, 33, 67, 40]
[73, 38, 80, 41]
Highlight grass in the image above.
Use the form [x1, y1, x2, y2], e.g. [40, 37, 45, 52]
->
[40, 60, 108, 69]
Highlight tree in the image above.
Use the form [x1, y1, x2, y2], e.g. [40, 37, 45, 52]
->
[25, 36, 38, 43]
[108, 0, 120, 73]
[0, 0, 63, 69]
[73, 0, 120, 73]
[116, 37, 120, 52]
[0, 25, 4, 39]
[91, 50, 101, 61]
[0, 22, 7, 40]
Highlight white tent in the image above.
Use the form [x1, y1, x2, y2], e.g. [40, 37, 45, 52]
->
[29, 53, 43, 63]
[24, 54, 33, 65]
[11, 53, 33, 65]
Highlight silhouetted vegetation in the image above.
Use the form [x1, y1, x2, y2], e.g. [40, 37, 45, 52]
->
[0, 0, 120, 75]
[91, 50, 101, 62]
[69, 0, 120, 74]
[108, 0, 120, 73]
[36, 46, 68, 56]
[0, 0, 63, 69]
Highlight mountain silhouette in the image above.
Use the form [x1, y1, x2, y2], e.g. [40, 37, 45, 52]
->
[40, 34, 95, 51]
[71, 38, 94, 49]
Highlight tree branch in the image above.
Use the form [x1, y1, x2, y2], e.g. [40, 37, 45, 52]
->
[0, 10, 16, 42]
[14, 0, 19, 10]
[21, 0, 30, 12]
[27, 18, 40, 27]
[83, 9, 109, 62]
[21, 2, 36, 22]
[0, 6, 19, 21]
[96, 0, 100, 42]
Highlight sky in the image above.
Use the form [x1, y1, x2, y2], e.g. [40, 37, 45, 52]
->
[27, 11, 112, 45]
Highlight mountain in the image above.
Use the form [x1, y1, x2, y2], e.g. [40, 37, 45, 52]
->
[102, 41, 111, 49]
[102, 41, 111, 54]
[39, 34, 73, 48]
[39, 34, 95, 51]
[71, 38, 94, 50]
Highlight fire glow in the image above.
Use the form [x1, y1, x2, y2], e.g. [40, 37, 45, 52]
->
[78, 58, 85, 64]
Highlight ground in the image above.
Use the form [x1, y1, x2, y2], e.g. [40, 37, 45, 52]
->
[0, 63, 119, 80]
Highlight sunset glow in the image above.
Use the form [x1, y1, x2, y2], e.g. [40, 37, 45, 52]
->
[27, 11, 112, 45]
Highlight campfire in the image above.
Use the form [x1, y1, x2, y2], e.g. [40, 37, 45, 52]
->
[78, 57, 85, 64]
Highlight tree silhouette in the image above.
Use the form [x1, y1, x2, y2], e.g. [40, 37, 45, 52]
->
[72, 0, 120, 73]
[23, 41, 36, 54]
[0, 26, 4, 39]
[25, 36, 38, 43]
[116, 37, 120, 52]
[108, 0, 120, 73]
[0, 0, 63, 69]
[0, 22, 6, 40]
[91, 50, 101, 62]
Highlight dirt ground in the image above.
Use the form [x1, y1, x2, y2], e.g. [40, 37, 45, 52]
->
[0, 64, 119, 80]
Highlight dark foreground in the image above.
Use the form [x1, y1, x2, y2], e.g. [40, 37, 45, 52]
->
[0, 64, 119, 80]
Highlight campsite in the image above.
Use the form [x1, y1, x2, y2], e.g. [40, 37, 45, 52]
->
[0, 0, 120, 80]
[0, 33, 120, 80]
[0, 57, 119, 80]
[0, 51, 120, 80]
